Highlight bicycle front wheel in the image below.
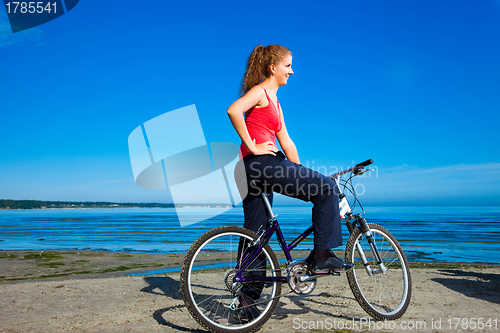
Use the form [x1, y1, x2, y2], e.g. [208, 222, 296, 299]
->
[345, 223, 412, 321]
[180, 226, 281, 333]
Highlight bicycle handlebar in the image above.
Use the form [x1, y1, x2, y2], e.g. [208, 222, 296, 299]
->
[356, 159, 374, 168]
[329, 159, 374, 179]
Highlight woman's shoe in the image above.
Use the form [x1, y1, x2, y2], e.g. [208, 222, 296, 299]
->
[310, 252, 354, 273]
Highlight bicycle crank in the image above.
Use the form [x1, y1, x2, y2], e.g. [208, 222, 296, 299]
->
[287, 261, 317, 295]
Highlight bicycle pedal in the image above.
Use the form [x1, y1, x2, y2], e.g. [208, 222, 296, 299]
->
[308, 269, 341, 276]
[312, 270, 330, 275]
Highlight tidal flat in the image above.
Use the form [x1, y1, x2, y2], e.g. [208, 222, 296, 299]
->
[0, 250, 184, 282]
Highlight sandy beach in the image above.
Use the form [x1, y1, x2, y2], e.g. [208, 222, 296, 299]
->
[0, 251, 499, 333]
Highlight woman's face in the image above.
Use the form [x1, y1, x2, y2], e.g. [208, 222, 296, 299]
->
[272, 54, 294, 86]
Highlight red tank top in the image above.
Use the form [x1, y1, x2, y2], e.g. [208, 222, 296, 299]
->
[239, 88, 282, 158]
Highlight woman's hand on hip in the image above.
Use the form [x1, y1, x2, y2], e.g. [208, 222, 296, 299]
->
[251, 139, 278, 156]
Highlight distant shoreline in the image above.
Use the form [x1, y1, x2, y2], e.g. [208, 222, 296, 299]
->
[0, 199, 232, 210]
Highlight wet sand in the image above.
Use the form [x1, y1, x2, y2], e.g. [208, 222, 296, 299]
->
[0, 251, 499, 332]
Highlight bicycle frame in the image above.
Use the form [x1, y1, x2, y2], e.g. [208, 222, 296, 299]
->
[234, 213, 315, 284]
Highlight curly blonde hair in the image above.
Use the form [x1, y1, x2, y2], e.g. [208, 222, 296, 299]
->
[240, 44, 292, 96]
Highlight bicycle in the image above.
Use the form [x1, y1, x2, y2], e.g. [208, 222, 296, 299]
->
[180, 159, 412, 333]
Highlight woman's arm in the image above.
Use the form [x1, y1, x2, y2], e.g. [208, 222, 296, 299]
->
[227, 86, 278, 156]
[276, 105, 300, 164]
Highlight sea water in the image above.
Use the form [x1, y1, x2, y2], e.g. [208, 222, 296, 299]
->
[0, 206, 498, 264]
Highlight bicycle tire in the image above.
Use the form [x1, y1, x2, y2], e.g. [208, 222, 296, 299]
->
[345, 223, 412, 321]
[180, 226, 281, 333]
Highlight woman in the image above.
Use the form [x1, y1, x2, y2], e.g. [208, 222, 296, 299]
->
[228, 44, 352, 318]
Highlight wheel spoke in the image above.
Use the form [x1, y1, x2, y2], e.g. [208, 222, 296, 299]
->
[346, 224, 412, 321]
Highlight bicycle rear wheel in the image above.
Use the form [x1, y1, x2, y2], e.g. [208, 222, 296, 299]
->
[345, 223, 411, 321]
[180, 226, 281, 333]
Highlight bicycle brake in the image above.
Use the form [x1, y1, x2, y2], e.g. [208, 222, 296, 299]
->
[355, 168, 374, 176]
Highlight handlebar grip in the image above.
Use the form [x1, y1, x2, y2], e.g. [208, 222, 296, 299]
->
[356, 159, 374, 168]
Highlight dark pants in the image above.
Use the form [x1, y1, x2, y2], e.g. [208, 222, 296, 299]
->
[234, 153, 342, 301]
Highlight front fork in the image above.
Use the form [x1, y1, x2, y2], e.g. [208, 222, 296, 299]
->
[346, 214, 388, 276]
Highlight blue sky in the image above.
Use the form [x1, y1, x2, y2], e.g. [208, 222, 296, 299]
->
[1, 0, 499, 206]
